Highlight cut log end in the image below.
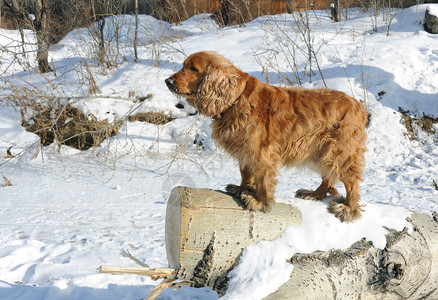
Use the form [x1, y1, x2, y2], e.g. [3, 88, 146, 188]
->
[165, 186, 301, 291]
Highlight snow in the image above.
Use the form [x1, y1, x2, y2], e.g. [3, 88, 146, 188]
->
[1, 4, 438, 300]
[428, 5, 438, 17]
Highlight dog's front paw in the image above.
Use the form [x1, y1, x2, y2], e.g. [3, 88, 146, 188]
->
[225, 184, 243, 196]
[226, 184, 272, 212]
[328, 197, 362, 222]
[242, 192, 273, 212]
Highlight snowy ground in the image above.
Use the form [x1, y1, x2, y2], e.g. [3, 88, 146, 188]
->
[1, 5, 438, 300]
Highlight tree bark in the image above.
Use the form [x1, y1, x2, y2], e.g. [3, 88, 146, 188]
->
[165, 187, 438, 299]
[134, 0, 139, 63]
[34, 0, 52, 73]
[96, 17, 106, 67]
[8, 0, 27, 56]
[331, 0, 340, 22]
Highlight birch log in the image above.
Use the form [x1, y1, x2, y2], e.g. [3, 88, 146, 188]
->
[165, 186, 302, 291]
[263, 212, 438, 299]
[165, 187, 438, 299]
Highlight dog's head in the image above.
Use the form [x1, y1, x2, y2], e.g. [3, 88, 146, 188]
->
[165, 51, 248, 117]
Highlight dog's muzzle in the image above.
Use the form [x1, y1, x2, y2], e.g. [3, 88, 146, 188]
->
[165, 77, 177, 92]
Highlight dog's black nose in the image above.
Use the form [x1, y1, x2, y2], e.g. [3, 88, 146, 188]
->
[165, 77, 176, 90]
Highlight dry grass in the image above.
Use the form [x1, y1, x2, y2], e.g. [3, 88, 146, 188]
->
[21, 103, 120, 150]
[2, 175, 13, 187]
[128, 112, 174, 125]
[399, 108, 438, 140]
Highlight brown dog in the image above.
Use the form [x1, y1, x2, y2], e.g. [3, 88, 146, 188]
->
[165, 51, 367, 222]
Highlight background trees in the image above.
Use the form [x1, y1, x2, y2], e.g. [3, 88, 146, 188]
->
[0, 0, 429, 73]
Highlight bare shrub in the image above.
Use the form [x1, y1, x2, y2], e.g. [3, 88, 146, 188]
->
[87, 15, 128, 72]
[253, 11, 334, 87]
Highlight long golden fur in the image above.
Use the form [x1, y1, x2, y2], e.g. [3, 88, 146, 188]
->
[165, 51, 368, 222]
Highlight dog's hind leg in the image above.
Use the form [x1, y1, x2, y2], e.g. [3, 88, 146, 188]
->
[328, 180, 363, 222]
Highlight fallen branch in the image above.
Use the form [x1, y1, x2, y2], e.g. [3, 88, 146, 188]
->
[98, 266, 175, 280]
[143, 279, 194, 300]
[143, 279, 176, 300]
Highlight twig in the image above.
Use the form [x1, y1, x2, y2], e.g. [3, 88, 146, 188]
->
[2, 175, 12, 187]
[143, 279, 194, 300]
[143, 278, 175, 300]
[121, 250, 150, 268]
[1, 91, 153, 103]
[6, 147, 14, 158]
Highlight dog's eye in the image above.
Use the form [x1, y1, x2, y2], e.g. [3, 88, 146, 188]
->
[189, 65, 198, 72]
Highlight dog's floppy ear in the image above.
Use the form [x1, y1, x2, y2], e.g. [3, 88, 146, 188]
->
[195, 64, 248, 117]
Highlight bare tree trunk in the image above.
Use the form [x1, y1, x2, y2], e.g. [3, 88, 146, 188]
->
[374, 0, 379, 31]
[97, 17, 106, 67]
[34, 0, 52, 73]
[8, 0, 27, 56]
[134, 0, 139, 63]
[331, 0, 340, 22]
[344, 0, 348, 20]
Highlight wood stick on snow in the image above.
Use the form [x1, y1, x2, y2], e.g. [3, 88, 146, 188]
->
[98, 266, 176, 280]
